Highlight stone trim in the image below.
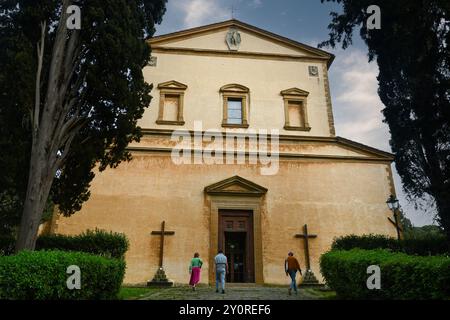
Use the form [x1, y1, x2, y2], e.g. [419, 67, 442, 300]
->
[156, 80, 187, 125]
[155, 120, 185, 125]
[284, 125, 311, 132]
[126, 146, 394, 163]
[386, 164, 397, 197]
[322, 63, 336, 136]
[138, 128, 395, 160]
[222, 123, 250, 129]
[280, 88, 309, 96]
[281, 88, 310, 132]
[220, 83, 249, 94]
[385, 164, 402, 238]
[205, 175, 268, 196]
[220, 84, 250, 128]
[206, 196, 265, 284]
[151, 46, 331, 64]
[157, 80, 188, 90]
[148, 19, 334, 67]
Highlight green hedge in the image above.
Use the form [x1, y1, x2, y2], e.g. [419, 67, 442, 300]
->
[1, 230, 129, 258]
[36, 229, 129, 259]
[320, 249, 450, 300]
[0, 250, 125, 300]
[331, 234, 449, 256]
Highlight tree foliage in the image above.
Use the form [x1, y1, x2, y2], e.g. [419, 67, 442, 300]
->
[0, 1, 166, 243]
[320, 0, 450, 239]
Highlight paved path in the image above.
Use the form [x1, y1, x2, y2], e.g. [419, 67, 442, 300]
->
[139, 285, 333, 300]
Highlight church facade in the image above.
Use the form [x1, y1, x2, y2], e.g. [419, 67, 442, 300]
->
[52, 20, 398, 285]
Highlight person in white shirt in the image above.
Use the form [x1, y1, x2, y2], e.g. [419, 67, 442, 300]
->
[214, 249, 228, 294]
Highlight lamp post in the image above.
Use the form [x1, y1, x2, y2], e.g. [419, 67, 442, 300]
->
[386, 195, 401, 240]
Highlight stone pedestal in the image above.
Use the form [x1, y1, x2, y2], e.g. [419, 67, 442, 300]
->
[300, 269, 321, 287]
[147, 267, 174, 287]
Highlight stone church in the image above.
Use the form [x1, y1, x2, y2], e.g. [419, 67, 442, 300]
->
[51, 20, 398, 285]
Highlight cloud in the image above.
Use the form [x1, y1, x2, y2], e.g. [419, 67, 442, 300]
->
[174, 0, 230, 29]
[329, 48, 436, 226]
[329, 48, 390, 152]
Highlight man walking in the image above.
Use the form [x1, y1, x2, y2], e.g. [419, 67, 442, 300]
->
[285, 251, 302, 295]
[214, 249, 228, 294]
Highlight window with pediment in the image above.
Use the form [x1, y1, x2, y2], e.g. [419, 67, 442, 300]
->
[156, 80, 187, 125]
[280, 88, 311, 131]
[220, 84, 250, 128]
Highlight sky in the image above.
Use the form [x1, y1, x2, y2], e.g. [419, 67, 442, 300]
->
[153, 0, 437, 226]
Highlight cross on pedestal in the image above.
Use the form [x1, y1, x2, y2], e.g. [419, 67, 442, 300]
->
[151, 220, 175, 267]
[295, 224, 320, 286]
[388, 210, 403, 240]
[147, 221, 175, 287]
[295, 224, 317, 270]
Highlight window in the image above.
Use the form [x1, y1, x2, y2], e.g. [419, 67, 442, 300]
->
[227, 98, 243, 124]
[280, 88, 311, 131]
[156, 80, 187, 125]
[220, 84, 250, 128]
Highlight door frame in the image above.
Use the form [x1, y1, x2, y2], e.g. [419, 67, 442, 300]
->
[207, 197, 264, 284]
[219, 210, 255, 283]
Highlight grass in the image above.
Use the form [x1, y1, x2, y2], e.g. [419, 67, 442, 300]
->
[118, 286, 158, 300]
[303, 288, 337, 300]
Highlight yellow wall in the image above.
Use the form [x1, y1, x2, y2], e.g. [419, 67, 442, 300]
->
[54, 138, 396, 285]
[140, 26, 333, 136]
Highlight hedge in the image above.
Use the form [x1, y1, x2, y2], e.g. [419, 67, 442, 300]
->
[320, 249, 450, 300]
[36, 229, 129, 259]
[1, 229, 129, 258]
[331, 234, 450, 256]
[0, 250, 125, 300]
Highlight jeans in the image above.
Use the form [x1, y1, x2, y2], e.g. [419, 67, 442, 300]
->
[215, 269, 226, 291]
[288, 270, 297, 292]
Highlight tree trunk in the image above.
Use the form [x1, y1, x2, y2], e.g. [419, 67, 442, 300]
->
[437, 197, 450, 247]
[15, 0, 81, 252]
[15, 139, 54, 251]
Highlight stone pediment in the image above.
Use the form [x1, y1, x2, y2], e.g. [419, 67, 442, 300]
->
[205, 176, 268, 197]
[220, 83, 249, 93]
[280, 88, 310, 97]
[157, 80, 188, 90]
[149, 19, 334, 67]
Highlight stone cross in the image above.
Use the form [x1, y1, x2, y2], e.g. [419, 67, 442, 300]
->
[151, 221, 175, 267]
[295, 224, 317, 270]
[230, 4, 238, 19]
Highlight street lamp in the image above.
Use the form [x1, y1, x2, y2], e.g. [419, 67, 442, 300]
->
[386, 195, 400, 211]
[386, 195, 401, 240]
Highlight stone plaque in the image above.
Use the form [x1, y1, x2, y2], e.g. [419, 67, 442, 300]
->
[226, 28, 241, 51]
[308, 66, 319, 77]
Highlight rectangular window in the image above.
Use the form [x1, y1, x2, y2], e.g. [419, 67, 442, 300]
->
[156, 80, 186, 126]
[227, 98, 243, 124]
[288, 101, 304, 128]
[163, 94, 179, 121]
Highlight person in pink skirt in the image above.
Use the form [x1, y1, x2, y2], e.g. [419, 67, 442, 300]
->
[189, 252, 203, 291]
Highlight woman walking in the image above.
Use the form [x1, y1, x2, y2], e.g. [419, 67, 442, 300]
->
[189, 252, 203, 291]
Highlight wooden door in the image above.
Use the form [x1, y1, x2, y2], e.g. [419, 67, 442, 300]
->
[218, 210, 255, 283]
